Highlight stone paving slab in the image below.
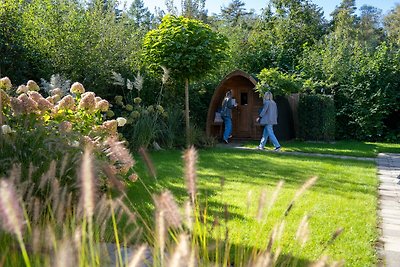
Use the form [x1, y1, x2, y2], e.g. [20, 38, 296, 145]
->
[381, 228, 400, 238]
[377, 153, 400, 267]
[385, 251, 400, 267]
[379, 195, 400, 202]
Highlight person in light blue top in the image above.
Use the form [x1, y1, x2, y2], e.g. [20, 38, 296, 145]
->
[220, 89, 236, 144]
[256, 91, 281, 151]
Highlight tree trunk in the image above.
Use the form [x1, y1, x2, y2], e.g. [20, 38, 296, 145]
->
[185, 78, 190, 145]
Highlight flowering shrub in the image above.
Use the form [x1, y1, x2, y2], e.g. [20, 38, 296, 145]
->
[0, 77, 135, 189]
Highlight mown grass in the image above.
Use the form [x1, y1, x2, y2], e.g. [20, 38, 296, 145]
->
[130, 147, 378, 266]
[242, 140, 400, 157]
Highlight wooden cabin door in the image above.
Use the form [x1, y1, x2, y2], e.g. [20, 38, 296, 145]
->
[232, 87, 252, 138]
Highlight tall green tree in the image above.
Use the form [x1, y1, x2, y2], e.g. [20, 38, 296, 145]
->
[221, 0, 252, 26]
[0, 0, 34, 84]
[384, 4, 400, 46]
[142, 15, 228, 144]
[358, 5, 383, 49]
[233, 0, 325, 73]
[299, 1, 400, 140]
[128, 0, 153, 30]
[21, 0, 141, 96]
[165, 0, 207, 21]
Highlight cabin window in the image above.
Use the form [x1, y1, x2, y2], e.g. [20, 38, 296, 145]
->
[240, 92, 248, 105]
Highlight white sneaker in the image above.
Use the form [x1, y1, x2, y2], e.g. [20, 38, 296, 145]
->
[273, 146, 281, 152]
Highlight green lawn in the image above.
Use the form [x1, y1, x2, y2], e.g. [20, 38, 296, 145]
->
[242, 140, 400, 157]
[129, 147, 379, 266]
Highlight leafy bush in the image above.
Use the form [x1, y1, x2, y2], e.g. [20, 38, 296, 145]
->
[255, 67, 302, 96]
[298, 94, 335, 141]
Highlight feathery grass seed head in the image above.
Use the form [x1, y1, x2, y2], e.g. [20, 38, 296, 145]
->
[0, 179, 25, 237]
[153, 190, 182, 228]
[183, 146, 197, 203]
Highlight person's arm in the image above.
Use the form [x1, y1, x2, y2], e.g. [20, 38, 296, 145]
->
[227, 98, 234, 109]
[259, 101, 269, 118]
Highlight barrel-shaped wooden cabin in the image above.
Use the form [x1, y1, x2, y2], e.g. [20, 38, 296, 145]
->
[206, 70, 296, 141]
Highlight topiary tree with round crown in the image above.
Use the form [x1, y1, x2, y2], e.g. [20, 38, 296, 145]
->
[143, 14, 228, 145]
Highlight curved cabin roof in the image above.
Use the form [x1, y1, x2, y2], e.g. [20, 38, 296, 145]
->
[206, 70, 258, 136]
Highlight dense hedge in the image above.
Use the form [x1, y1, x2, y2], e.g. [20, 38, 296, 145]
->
[298, 94, 335, 141]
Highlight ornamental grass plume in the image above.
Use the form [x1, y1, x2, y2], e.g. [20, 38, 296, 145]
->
[184, 200, 193, 231]
[104, 136, 135, 175]
[295, 214, 310, 247]
[183, 146, 197, 204]
[268, 180, 284, 212]
[138, 147, 157, 178]
[0, 179, 25, 237]
[153, 190, 182, 229]
[285, 176, 318, 216]
[161, 66, 170, 84]
[127, 244, 147, 267]
[54, 238, 77, 267]
[156, 210, 166, 264]
[0, 179, 31, 267]
[133, 71, 143, 92]
[79, 147, 96, 218]
[102, 164, 126, 192]
[256, 189, 267, 221]
[168, 234, 190, 267]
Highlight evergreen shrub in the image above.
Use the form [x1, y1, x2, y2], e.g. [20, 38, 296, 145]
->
[298, 94, 335, 141]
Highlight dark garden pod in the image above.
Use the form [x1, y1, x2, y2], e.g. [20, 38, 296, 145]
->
[206, 70, 297, 141]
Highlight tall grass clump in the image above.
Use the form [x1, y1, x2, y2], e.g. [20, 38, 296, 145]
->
[0, 149, 140, 266]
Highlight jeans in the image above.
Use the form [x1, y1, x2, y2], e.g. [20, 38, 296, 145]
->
[222, 116, 232, 141]
[259, 124, 280, 148]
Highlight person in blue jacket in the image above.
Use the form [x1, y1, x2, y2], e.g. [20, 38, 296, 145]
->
[256, 91, 281, 151]
[220, 90, 237, 144]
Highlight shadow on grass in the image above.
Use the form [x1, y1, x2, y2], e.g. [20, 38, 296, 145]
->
[126, 147, 376, 244]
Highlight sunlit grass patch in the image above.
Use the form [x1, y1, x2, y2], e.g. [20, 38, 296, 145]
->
[242, 140, 400, 157]
[132, 148, 378, 266]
